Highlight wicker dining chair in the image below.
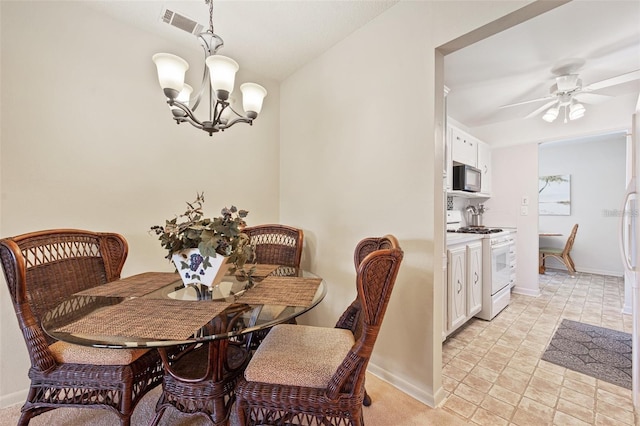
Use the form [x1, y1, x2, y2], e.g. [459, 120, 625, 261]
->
[243, 224, 304, 268]
[0, 229, 163, 426]
[234, 237, 403, 426]
[349, 234, 399, 406]
[539, 224, 579, 276]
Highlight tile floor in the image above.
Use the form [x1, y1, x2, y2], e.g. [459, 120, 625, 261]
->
[441, 269, 638, 425]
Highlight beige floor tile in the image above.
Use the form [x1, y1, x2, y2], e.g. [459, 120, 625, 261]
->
[554, 410, 593, 426]
[523, 384, 558, 408]
[596, 388, 634, 413]
[557, 398, 595, 424]
[563, 378, 596, 398]
[470, 407, 509, 426]
[443, 394, 477, 419]
[560, 387, 595, 410]
[479, 395, 514, 421]
[454, 383, 485, 405]
[461, 373, 492, 394]
[487, 384, 520, 406]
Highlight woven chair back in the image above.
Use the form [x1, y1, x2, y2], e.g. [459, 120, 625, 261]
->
[243, 224, 303, 268]
[563, 224, 579, 256]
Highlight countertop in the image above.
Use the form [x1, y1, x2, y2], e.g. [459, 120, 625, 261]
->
[446, 233, 484, 246]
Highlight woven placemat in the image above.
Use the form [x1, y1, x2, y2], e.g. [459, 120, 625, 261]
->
[237, 264, 280, 277]
[75, 272, 180, 297]
[238, 276, 321, 307]
[55, 298, 231, 341]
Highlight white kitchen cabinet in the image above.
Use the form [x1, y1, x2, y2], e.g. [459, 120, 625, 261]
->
[447, 245, 467, 332]
[477, 140, 492, 195]
[450, 126, 478, 168]
[445, 238, 484, 338]
[466, 241, 482, 316]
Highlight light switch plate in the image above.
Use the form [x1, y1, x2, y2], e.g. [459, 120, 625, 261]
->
[522, 196, 529, 206]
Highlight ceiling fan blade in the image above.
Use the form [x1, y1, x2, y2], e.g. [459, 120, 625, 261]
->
[575, 92, 612, 104]
[525, 100, 558, 119]
[499, 95, 555, 109]
[583, 69, 640, 91]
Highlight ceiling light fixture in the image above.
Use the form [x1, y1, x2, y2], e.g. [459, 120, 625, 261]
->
[542, 98, 585, 124]
[152, 0, 267, 136]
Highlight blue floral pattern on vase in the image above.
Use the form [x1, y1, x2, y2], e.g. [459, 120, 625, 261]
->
[172, 248, 228, 288]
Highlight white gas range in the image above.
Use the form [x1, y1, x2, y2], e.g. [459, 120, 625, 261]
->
[446, 211, 514, 320]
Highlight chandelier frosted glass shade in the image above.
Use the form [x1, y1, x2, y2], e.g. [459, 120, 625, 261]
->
[241, 83, 268, 118]
[205, 55, 239, 99]
[152, 53, 189, 99]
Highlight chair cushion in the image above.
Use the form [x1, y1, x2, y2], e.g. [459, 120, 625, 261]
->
[50, 341, 149, 365]
[244, 324, 355, 388]
[540, 247, 563, 254]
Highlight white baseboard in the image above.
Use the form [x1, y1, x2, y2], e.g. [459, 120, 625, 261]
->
[512, 286, 540, 297]
[367, 362, 443, 408]
[0, 388, 27, 409]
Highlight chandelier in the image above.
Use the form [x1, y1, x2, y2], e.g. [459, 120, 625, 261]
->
[152, 0, 267, 136]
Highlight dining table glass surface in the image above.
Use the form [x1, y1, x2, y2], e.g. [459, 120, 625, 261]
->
[41, 265, 326, 349]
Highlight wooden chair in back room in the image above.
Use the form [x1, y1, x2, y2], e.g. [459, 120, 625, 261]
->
[539, 224, 579, 277]
[234, 236, 403, 426]
[0, 229, 163, 426]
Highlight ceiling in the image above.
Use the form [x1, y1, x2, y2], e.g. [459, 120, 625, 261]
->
[82, 0, 399, 82]
[444, 0, 640, 135]
[82, 1, 640, 142]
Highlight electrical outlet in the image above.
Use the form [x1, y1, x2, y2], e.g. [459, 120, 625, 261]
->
[521, 206, 528, 216]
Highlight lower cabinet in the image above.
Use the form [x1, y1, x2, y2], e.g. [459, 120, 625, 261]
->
[445, 240, 483, 338]
[466, 241, 482, 317]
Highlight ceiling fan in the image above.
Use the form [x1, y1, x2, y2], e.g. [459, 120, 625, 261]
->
[500, 59, 640, 123]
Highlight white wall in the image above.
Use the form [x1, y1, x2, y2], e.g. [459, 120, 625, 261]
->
[539, 133, 626, 276]
[483, 143, 540, 296]
[279, 0, 532, 407]
[0, 1, 280, 406]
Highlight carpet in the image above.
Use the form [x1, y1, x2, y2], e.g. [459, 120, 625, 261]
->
[542, 318, 632, 389]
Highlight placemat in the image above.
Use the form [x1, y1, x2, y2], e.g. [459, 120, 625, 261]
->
[237, 264, 280, 277]
[75, 272, 180, 297]
[238, 276, 321, 307]
[55, 298, 231, 341]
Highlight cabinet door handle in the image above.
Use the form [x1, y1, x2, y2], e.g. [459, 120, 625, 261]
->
[474, 272, 478, 284]
[457, 280, 462, 293]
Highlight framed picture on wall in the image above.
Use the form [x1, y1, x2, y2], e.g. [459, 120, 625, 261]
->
[539, 174, 571, 215]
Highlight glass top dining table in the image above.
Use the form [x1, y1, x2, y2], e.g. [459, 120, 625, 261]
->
[41, 264, 326, 349]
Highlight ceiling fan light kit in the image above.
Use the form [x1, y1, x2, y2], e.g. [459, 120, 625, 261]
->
[499, 60, 640, 125]
[152, 0, 267, 136]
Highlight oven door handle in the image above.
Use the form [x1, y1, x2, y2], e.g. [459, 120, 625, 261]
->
[491, 240, 512, 250]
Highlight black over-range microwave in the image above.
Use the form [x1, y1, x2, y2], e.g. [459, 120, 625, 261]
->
[452, 164, 481, 192]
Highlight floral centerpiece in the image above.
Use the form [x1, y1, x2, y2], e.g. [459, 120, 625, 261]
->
[150, 193, 254, 288]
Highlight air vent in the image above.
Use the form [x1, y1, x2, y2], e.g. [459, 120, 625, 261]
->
[161, 9, 205, 35]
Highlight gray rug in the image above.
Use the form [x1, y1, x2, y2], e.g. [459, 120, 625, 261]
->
[542, 319, 632, 389]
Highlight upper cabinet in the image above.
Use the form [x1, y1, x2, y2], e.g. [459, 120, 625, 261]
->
[451, 126, 478, 167]
[446, 122, 492, 197]
[477, 140, 491, 195]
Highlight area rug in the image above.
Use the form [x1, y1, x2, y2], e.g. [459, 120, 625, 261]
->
[541, 319, 632, 389]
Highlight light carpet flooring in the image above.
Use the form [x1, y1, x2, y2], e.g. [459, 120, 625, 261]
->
[442, 269, 638, 425]
[1, 269, 638, 425]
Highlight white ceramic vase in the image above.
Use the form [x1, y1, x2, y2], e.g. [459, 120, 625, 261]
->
[171, 248, 230, 288]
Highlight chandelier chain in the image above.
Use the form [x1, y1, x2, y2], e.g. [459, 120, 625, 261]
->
[207, 0, 215, 33]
